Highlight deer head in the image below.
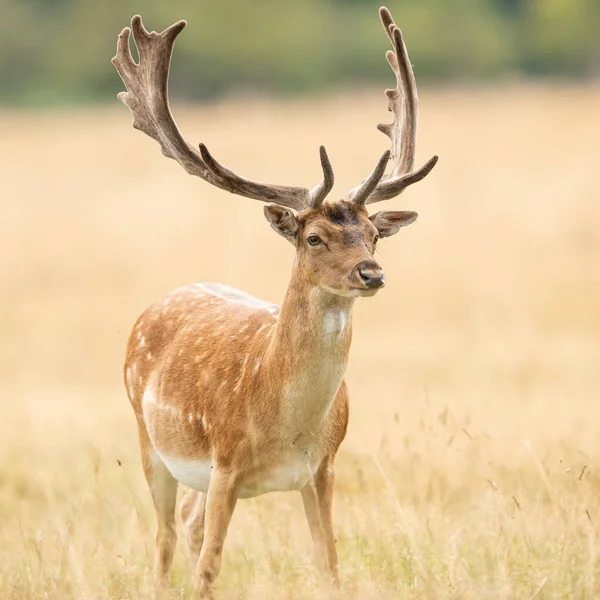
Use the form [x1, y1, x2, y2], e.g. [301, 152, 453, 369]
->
[265, 200, 417, 297]
[112, 8, 437, 300]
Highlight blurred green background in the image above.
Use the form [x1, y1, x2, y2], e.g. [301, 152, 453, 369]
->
[1, 0, 599, 105]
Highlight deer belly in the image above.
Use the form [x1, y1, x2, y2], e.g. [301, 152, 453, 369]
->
[155, 451, 317, 498]
[238, 453, 318, 499]
[157, 452, 213, 492]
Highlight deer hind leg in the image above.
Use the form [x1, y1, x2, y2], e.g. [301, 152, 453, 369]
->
[300, 459, 340, 587]
[138, 423, 179, 600]
[192, 469, 239, 599]
[179, 489, 207, 568]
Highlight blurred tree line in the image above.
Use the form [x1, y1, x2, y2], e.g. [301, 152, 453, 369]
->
[1, 0, 598, 105]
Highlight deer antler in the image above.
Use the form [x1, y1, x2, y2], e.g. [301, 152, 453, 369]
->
[348, 7, 438, 206]
[112, 16, 334, 212]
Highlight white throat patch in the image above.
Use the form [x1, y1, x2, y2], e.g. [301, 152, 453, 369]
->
[323, 308, 348, 336]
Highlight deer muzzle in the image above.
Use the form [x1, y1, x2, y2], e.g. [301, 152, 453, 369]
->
[355, 260, 385, 289]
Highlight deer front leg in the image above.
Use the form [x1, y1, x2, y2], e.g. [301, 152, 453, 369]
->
[192, 470, 239, 599]
[301, 459, 340, 587]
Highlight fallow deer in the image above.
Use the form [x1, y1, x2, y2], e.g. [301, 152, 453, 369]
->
[113, 7, 437, 598]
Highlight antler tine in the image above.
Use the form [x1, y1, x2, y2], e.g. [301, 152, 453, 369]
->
[367, 154, 438, 203]
[113, 16, 334, 212]
[347, 7, 438, 206]
[349, 151, 390, 206]
[308, 146, 335, 209]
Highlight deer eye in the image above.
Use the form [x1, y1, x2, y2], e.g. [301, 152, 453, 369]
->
[373, 234, 380, 245]
[307, 235, 322, 246]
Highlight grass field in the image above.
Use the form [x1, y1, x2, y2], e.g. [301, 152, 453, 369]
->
[1, 84, 599, 599]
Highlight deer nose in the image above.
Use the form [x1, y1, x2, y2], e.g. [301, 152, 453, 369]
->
[356, 260, 385, 289]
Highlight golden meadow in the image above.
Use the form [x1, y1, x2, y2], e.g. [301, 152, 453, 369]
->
[1, 84, 599, 598]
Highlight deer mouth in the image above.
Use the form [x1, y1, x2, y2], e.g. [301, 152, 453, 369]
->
[352, 287, 382, 297]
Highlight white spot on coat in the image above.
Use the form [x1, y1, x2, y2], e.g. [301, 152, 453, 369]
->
[125, 368, 135, 398]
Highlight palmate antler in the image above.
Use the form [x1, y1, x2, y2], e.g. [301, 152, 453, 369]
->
[348, 7, 438, 206]
[113, 9, 435, 211]
[112, 16, 334, 212]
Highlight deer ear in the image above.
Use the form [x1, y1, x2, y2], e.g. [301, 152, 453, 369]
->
[263, 204, 299, 244]
[369, 210, 418, 238]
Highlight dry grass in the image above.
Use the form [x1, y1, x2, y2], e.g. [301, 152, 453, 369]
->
[1, 84, 600, 599]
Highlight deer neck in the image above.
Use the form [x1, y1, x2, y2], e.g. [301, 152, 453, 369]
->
[265, 267, 354, 434]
